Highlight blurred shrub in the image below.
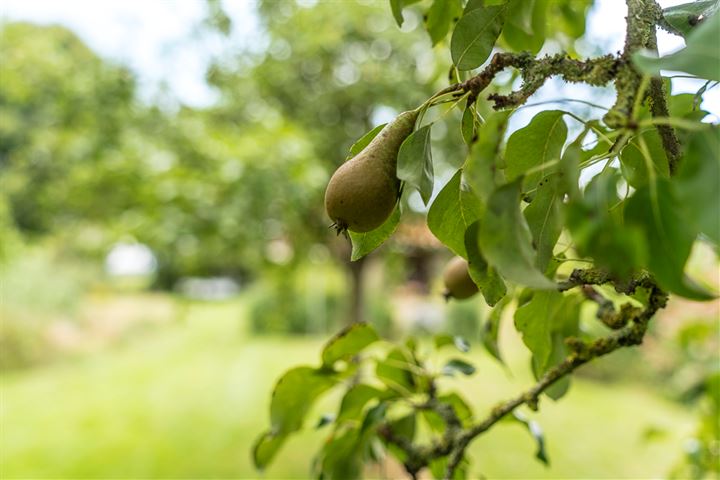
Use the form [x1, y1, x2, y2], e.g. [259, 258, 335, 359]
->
[247, 262, 347, 335]
[446, 297, 482, 340]
[0, 245, 96, 370]
[0, 311, 52, 370]
[367, 294, 395, 339]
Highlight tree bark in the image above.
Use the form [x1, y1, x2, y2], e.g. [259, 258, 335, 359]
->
[347, 256, 366, 324]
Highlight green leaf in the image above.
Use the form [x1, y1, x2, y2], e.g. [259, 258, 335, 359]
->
[270, 367, 338, 434]
[434, 334, 470, 352]
[505, 110, 567, 191]
[558, 139, 581, 200]
[253, 366, 338, 469]
[567, 170, 647, 278]
[465, 110, 512, 202]
[479, 179, 556, 289]
[461, 104, 474, 146]
[510, 411, 550, 465]
[451, 4, 506, 70]
[481, 293, 511, 363]
[663, 0, 719, 37]
[441, 358, 476, 376]
[675, 127, 720, 246]
[397, 124, 434, 204]
[376, 348, 416, 395]
[454, 335, 471, 352]
[426, 0, 463, 45]
[427, 169, 482, 258]
[438, 392, 474, 426]
[620, 129, 670, 188]
[524, 174, 564, 272]
[252, 431, 285, 471]
[347, 123, 386, 159]
[428, 455, 470, 479]
[390, 0, 421, 27]
[501, 0, 548, 53]
[633, 11, 720, 81]
[514, 290, 564, 371]
[625, 178, 715, 299]
[322, 322, 380, 367]
[337, 384, 386, 422]
[316, 426, 363, 480]
[349, 206, 401, 261]
[315, 414, 335, 429]
[464, 221, 507, 306]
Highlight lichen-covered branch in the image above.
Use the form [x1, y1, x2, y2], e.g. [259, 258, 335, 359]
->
[603, 0, 663, 128]
[380, 269, 667, 480]
[435, 52, 620, 111]
[642, 19, 683, 175]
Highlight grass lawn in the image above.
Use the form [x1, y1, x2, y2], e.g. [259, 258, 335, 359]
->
[0, 295, 696, 479]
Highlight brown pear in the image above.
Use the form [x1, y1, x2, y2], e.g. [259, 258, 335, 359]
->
[443, 256, 478, 300]
[325, 109, 419, 233]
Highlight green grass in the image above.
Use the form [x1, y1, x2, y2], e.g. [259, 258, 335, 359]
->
[0, 296, 696, 479]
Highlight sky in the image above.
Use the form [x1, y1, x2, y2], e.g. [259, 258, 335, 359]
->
[0, 0, 717, 114]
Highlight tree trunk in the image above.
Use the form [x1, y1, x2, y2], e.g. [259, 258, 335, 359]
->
[347, 256, 366, 324]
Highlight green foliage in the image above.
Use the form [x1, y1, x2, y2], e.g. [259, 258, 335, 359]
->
[259, 0, 719, 477]
[504, 110, 568, 191]
[479, 180, 555, 289]
[451, 3, 506, 70]
[398, 124, 435, 205]
[662, 0, 719, 37]
[427, 169, 482, 259]
[253, 323, 483, 478]
[634, 10, 720, 81]
[349, 207, 402, 261]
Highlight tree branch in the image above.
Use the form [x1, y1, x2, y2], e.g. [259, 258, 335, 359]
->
[380, 269, 667, 480]
[642, 5, 683, 175]
[433, 52, 620, 112]
[604, 0, 663, 128]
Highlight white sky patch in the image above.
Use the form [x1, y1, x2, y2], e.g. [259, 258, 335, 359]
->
[0, 0, 718, 114]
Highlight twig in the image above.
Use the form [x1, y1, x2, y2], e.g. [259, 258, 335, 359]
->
[429, 52, 620, 112]
[379, 268, 667, 480]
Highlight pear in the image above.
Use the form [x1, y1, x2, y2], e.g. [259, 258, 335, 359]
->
[325, 109, 419, 233]
[443, 256, 478, 300]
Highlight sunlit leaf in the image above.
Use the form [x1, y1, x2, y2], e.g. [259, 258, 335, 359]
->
[390, 0, 422, 27]
[322, 322, 380, 367]
[349, 206, 401, 261]
[376, 348, 416, 395]
[254, 367, 338, 469]
[663, 0, 719, 37]
[465, 110, 512, 202]
[481, 293, 511, 363]
[464, 221, 507, 306]
[348, 123, 386, 159]
[524, 174, 564, 272]
[567, 170, 647, 278]
[451, 4, 506, 70]
[479, 179, 556, 289]
[441, 358, 476, 376]
[337, 384, 387, 422]
[398, 124, 434, 204]
[514, 290, 563, 370]
[625, 178, 715, 299]
[427, 169, 482, 258]
[426, 0, 463, 45]
[501, 0, 548, 53]
[505, 110, 567, 191]
[675, 127, 720, 246]
[633, 11, 720, 80]
[620, 129, 670, 188]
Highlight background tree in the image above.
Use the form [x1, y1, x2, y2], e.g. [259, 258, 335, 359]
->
[253, 0, 719, 478]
